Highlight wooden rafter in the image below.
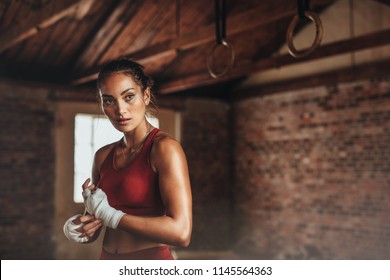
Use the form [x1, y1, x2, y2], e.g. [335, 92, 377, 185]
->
[233, 59, 390, 100]
[372, 0, 390, 6]
[158, 29, 390, 94]
[0, 0, 94, 54]
[70, 3, 298, 85]
[72, 0, 134, 71]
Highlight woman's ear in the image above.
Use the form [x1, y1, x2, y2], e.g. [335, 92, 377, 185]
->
[143, 88, 151, 105]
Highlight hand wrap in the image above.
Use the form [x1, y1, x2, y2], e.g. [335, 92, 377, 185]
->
[82, 188, 125, 229]
[63, 214, 89, 243]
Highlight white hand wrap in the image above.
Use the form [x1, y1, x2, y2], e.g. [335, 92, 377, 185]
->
[63, 214, 89, 243]
[82, 188, 125, 229]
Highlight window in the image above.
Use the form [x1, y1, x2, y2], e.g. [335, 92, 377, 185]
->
[73, 114, 159, 203]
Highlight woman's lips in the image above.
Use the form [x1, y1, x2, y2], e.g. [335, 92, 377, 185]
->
[117, 118, 131, 125]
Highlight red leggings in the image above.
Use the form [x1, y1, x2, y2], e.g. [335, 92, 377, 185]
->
[100, 246, 174, 260]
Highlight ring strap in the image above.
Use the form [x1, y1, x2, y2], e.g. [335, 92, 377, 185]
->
[215, 0, 226, 45]
[208, 0, 234, 78]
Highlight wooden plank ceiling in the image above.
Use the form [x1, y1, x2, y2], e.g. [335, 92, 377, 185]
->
[0, 0, 389, 97]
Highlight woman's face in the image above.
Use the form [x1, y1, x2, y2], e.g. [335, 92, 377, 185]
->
[99, 73, 150, 133]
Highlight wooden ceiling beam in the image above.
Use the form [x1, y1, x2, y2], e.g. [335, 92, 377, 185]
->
[70, 3, 298, 85]
[372, 0, 390, 6]
[233, 59, 390, 100]
[0, 0, 94, 54]
[71, 0, 133, 71]
[158, 29, 390, 94]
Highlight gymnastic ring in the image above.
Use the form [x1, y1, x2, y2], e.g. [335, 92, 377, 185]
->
[207, 39, 235, 79]
[286, 11, 323, 58]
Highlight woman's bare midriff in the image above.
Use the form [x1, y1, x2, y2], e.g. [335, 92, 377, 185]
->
[103, 226, 164, 254]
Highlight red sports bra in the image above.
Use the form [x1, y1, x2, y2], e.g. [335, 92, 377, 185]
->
[96, 128, 165, 216]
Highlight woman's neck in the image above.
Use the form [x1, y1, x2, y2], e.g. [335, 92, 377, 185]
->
[122, 121, 152, 149]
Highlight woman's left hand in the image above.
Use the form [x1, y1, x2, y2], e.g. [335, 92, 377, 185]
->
[82, 178, 125, 229]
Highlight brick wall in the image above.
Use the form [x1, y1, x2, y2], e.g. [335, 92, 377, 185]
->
[181, 98, 232, 250]
[0, 81, 55, 259]
[1, 74, 389, 260]
[232, 77, 390, 259]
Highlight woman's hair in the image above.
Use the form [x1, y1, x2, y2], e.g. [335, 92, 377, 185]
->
[97, 57, 157, 117]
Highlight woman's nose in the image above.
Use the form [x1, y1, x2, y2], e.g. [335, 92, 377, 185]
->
[115, 100, 127, 115]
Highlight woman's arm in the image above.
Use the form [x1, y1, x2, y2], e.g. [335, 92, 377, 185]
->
[117, 135, 192, 247]
[78, 145, 112, 241]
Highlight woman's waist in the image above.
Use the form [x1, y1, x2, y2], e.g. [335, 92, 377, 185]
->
[103, 228, 163, 254]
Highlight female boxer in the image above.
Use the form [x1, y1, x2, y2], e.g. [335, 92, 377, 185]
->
[64, 58, 192, 260]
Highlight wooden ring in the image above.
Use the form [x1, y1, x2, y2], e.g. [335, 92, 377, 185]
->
[286, 11, 323, 58]
[207, 39, 235, 78]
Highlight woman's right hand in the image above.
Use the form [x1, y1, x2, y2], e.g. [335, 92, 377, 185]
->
[78, 214, 103, 242]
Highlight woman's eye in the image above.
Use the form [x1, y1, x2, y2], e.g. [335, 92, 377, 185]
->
[102, 98, 114, 106]
[125, 94, 134, 101]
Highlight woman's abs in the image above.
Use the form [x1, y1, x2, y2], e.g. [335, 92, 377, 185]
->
[103, 228, 163, 254]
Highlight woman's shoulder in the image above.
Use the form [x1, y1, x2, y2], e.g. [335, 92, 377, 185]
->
[94, 141, 118, 166]
[151, 130, 186, 164]
[96, 141, 117, 155]
[153, 130, 182, 151]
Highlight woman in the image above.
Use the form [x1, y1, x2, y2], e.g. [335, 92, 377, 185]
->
[64, 58, 192, 260]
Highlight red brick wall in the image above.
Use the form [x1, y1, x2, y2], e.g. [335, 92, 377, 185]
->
[2, 75, 389, 259]
[0, 82, 55, 259]
[181, 98, 232, 250]
[232, 77, 390, 259]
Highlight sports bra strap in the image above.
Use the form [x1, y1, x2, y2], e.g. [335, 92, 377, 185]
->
[143, 128, 159, 150]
